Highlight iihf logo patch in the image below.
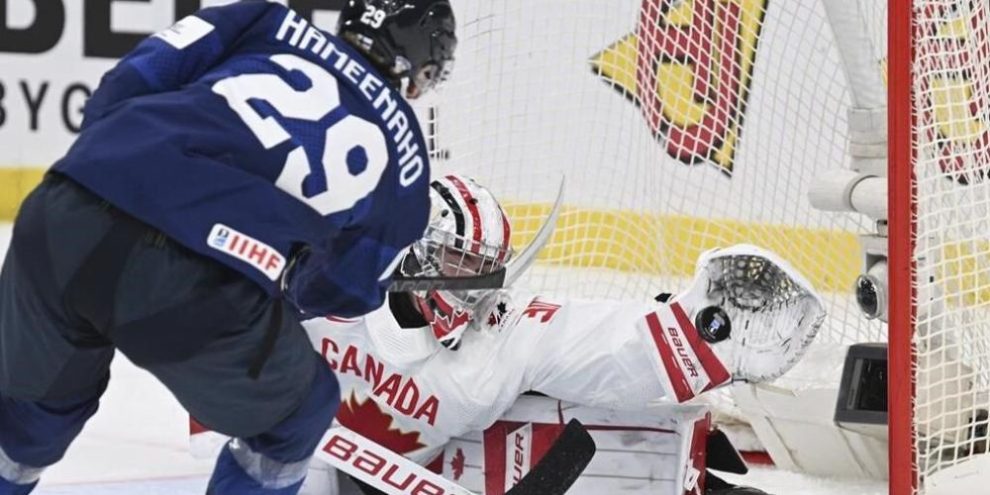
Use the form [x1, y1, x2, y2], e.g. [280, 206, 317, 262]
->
[207, 224, 285, 281]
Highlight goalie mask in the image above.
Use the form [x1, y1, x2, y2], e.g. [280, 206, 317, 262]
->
[673, 245, 827, 383]
[400, 175, 513, 349]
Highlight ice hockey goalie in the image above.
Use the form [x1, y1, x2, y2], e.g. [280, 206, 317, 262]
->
[192, 174, 826, 495]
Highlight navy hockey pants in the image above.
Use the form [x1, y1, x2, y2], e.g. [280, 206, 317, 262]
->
[0, 174, 340, 494]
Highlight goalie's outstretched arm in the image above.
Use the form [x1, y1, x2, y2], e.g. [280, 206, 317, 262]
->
[517, 296, 729, 407]
[520, 245, 826, 406]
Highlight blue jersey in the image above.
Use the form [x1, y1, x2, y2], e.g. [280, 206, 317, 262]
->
[53, 1, 431, 318]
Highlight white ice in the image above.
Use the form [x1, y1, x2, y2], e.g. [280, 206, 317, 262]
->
[0, 224, 888, 495]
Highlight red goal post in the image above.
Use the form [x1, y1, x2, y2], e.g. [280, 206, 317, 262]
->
[890, 1, 990, 493]
[888, 0, 914, 493]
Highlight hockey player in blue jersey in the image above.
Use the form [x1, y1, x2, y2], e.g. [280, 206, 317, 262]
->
[0, 1, 456, 494]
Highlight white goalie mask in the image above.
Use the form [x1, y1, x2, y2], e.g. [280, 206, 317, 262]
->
[673, 245, 827, 383]
[399, 175, 513, 349]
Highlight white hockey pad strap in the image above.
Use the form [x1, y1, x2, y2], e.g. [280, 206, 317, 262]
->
[639, 302, 732, 403]
[316, 426, 476, 495]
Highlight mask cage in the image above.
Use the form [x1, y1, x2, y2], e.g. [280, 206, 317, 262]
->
[401, 225, 513, 307]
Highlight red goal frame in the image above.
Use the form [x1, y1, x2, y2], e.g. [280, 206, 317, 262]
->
[888, 0, 917, 492]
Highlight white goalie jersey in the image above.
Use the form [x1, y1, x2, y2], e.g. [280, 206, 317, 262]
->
[192, 289, 736, 494]
[305, 289, 706, 466]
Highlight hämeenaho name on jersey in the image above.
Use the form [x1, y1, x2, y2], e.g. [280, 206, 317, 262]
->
[275, 11, 425, 188]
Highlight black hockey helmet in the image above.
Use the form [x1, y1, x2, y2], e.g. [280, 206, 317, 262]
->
[338, 0, 457, 99]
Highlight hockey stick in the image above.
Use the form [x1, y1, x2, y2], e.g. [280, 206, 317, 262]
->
[502, 418, 596, 495]
[316, 418, 594, 495]
[388, 176, 566, 293]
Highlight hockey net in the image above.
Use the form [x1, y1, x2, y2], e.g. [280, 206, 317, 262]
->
[890, 0, 990, 493]
[426, 0, 882, 421]
[426, 0, 883, 346]
[424, 0, 990, 493]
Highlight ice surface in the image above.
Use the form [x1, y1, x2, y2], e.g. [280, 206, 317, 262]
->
[722, 468, 887, 495]
[36, 478, 207, 495]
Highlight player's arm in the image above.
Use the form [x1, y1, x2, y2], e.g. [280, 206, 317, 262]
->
[83, 1, 284, 126]
[285, 233, 405, 319]
[285, 199, 430, 319]
[521, 245, 827, 406]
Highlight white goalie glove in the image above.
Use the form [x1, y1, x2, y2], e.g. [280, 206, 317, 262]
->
[673, 244, 827, 383]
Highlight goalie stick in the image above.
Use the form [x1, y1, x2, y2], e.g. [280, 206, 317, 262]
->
[316, 418, 595, 495]
[502, 418, 596, 495]
[387, 176, 566, 293]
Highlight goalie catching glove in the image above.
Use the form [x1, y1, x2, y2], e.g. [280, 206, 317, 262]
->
[672, 244, 827, 384]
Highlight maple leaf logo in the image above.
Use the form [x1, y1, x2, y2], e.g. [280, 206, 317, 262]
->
[485, 301, 511, 329]
[336, 393, 426, 455]
[451, 448, 466, 480]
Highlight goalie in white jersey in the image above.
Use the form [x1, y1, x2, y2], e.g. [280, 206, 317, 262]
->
[193, 174, 825, 495]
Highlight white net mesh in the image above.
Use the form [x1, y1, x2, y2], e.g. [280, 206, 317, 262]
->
[912, 0, 990, 490]
[415, 0, 990, 489]
[425, 0, 883, 388]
